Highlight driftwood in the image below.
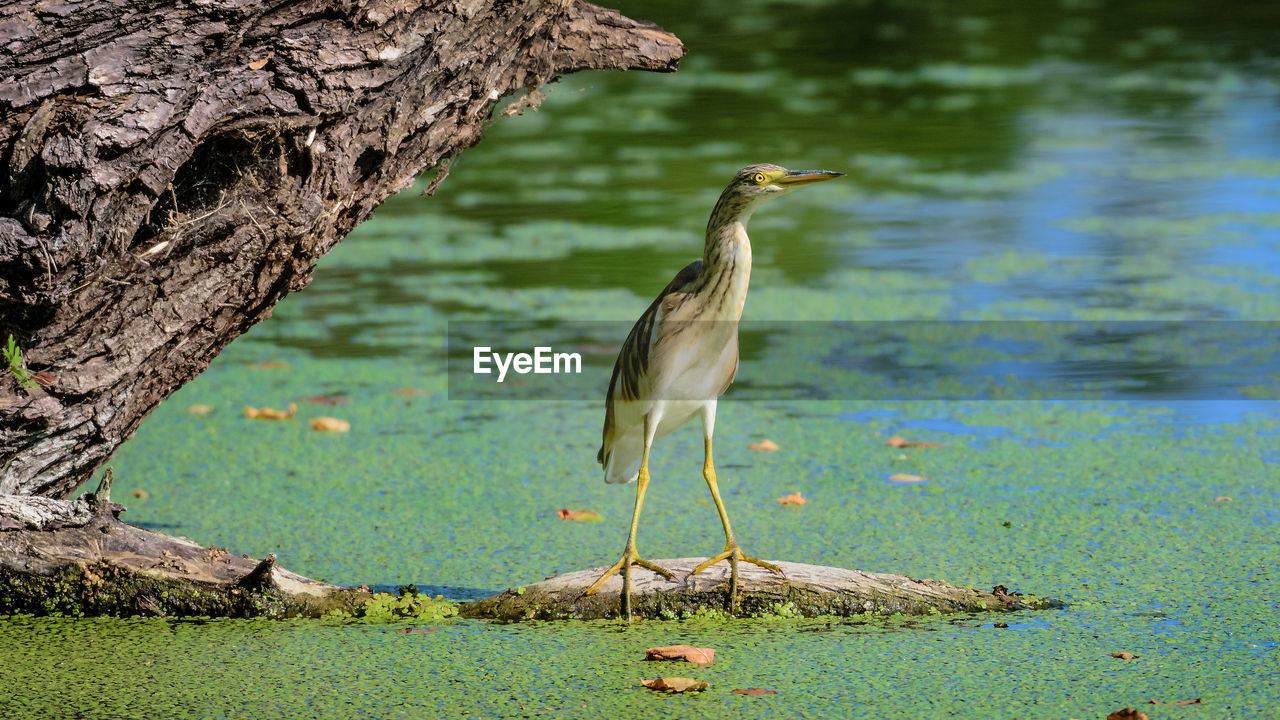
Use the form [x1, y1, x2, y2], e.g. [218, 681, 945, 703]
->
[1, 477, 1059, 619]
[0, 472, 370, 616]
[462, 558, 1060, 621]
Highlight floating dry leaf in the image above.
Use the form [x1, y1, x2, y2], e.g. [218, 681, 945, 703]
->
[556, 509, 603, 522]
[393, 627, 439, 634]
[886, 436, 944, 448]
[1106, 710, 1148, 720]
[301, 395, 349, 406]
[247, 52, 273, 70]
[645, 645, 715, 666]
[888, 473, 926, 483]
[246, 360, 288, 370]
[778, 492, 806, 506]
[1111, 652, 1137, 660]
[749, 439, 780, 451]
[1149, 698, 1201, 706]
[244, 403, 296, 420]
[641, 677, 709, 693]
[310, 417, 351, 432]
[188, 404, 215, 415]
[1214, 496, 1233, 502]
[731, 688, 777, 696]
[130, 489, 150, 499]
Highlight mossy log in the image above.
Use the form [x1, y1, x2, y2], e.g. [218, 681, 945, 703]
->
[0, 474, 370, 617]
[462, 559, 1061, 621]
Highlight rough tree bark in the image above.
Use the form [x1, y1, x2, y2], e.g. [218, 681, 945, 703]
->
[0, 0, 683, 498]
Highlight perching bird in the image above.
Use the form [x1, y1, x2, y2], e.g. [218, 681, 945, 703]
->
[585, 163, 844, 619]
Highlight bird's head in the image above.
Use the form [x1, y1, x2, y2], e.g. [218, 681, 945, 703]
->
[707, 164, 843, 231]
[727, 163, 845, 200]
[709, 164, 844, 229]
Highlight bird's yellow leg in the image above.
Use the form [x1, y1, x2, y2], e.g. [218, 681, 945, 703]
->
[584, 446, 674, 620]
[689, 435, 782, 606]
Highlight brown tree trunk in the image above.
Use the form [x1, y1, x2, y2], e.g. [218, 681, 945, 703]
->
[0, 0, 683, 499]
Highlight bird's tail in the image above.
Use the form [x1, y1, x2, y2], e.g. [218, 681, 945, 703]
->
[601, 438, 642, 484]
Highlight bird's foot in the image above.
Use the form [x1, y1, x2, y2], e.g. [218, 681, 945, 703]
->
[690, 544, 782, 577]
[688, 543, 783, 612]
[584, 548, 675, 621]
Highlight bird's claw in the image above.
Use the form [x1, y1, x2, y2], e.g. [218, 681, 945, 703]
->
[688, 543, 783, 612]
[690, 545, 782, 577]
[584, 549, 674, 622]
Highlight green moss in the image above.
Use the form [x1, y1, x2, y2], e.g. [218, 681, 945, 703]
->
[359, 589, 457, 622]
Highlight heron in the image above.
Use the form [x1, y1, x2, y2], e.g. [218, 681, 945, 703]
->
[585, 163, 844, 619]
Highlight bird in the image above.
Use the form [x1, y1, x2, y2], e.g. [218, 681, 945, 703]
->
[584, 163, 844, 619]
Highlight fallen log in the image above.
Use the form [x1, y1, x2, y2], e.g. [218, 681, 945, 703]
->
[461, 559, 1061, 621]
[0, 472, 371, 617]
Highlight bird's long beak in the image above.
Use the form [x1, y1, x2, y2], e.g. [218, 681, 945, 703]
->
[775, 169, 845, 186]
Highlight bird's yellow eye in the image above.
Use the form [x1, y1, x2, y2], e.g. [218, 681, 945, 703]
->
[753, 173, 767, 185]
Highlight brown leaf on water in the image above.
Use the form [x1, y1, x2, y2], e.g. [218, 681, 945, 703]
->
[130, 488, 150, 499]
[301, 395, 349, 406]
[645, 645, 715, 666]
[393, 627, 439, 633]
[246, 360, 288, 370]
[749, 438, 780, 451]
[888, 473, 926, 483]
[244, 402, 296, 420]
[188, 404, 215, 415]
[1106, 709, 1148, 720]
[1149, 698, 1201, 706]
[1111, 652, 1137, 660]
[1214, 496, 1233, 502]
[247, 52, 273, 70]
[556, 509, 603, 522]
[392, 388, 425, 397]
[310, 417, 351, 432]
[731, 688, 777, 696]
[778, 492, 806, 506]
[886, 436, 944, 448]
[641, 677, 709, 693]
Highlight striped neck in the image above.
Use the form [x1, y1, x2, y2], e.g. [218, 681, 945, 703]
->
[702, 189, 759, 275]
[694, 190, 756, 320]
